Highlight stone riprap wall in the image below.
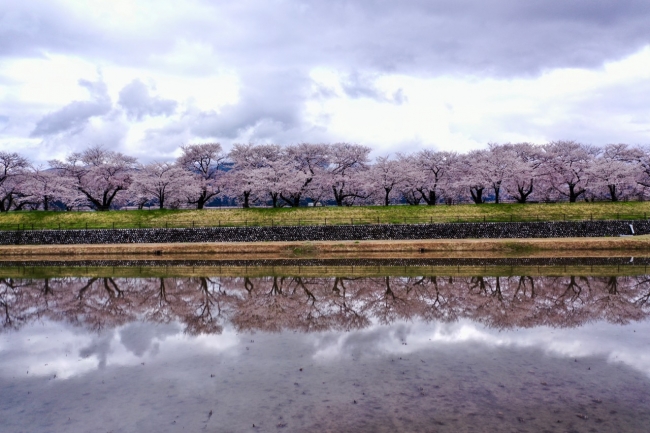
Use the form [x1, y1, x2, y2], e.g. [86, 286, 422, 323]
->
[0, 220, 646, 245]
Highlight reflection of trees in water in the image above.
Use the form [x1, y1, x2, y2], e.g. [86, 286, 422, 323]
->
[1, 275, 650, 334]
[230, 276, 357, 332]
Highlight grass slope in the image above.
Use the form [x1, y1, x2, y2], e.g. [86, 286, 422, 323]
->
[1, 202, 650, 230]
[0, 264, 647, 279]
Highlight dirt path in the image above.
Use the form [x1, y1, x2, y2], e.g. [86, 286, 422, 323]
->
[1, 235, 650, 258]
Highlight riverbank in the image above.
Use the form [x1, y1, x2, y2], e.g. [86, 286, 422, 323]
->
[2, 235, 650, 257]
[2, 202, 650, 230]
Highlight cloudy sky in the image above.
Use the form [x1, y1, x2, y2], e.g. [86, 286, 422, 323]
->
[1, 0, 650, 163]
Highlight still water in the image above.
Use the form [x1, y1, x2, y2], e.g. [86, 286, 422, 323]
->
[1, 259, 650, 432]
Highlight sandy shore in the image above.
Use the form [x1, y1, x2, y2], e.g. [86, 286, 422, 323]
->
[1, 235, 650, 258]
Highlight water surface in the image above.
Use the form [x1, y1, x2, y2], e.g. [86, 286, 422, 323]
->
[1, 260, 650, 432]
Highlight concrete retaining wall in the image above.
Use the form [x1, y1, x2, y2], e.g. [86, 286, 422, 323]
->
[0, 220, 646, 245]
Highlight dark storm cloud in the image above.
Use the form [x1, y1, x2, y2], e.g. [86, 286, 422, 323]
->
[0, 1, 169, 66]
[198, 0, 650, 75]
[4, 0, 650, 76]
[118, 80, 177, 120]
[30, 79, 112, 137]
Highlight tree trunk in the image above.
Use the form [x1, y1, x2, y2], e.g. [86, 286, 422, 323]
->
[82, 186, 123, 211]
[428, 190, 437, 205]
[608, 184, 618, 202]
[280, 193, 301, 207]
[470, 187, 484, 204]
[195, 189, 208, 209]
[403, 193, 421, 205]
[568, 183, 585, 202]
[243, 191, 250, 208]
[493, 184, 501, 204]
[384, 187, 391, 206]
[515, 180, 533, 203]
[333, 186, 344, 206]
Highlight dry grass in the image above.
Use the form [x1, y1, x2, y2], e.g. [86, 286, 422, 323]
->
[2, 201, 650, 230]
[0, 264, 646, 279]
[2, 236, 650, 257]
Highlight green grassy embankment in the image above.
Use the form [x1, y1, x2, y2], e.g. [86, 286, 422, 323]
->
[0, 264, 646, 279]
[1, 202, 650, 230]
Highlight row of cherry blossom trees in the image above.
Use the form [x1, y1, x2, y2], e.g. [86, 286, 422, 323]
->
[2, 140, 650, 211]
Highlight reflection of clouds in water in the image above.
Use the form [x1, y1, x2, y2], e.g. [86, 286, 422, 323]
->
[119, 322, 179, 357]
[311, 319, 650, 377]
[79, 332, 113, 368]
[0, 322, 98, 379]
[3, 317, 650, 382]
[0, 321, 242, 380]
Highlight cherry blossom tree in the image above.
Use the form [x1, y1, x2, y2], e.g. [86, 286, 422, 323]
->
[226, 143, 266, 208]
[256, 159, 301, 207]
[239, 144, 305, 208]
[537, 140, 598, 202]
[394, 156, 425, 205]
[0, 152, 28, 187]
[368, 156, 405, 205]
[222, 169, 256, 208]
[279, 143, 329, 207]
[588, 143, 641, 201]
[49, 146, 137, 211]
[131, 162, 198, 209]
[455, 150, 490, 204]
[177, 143, 227, 209]
[0, 151, 31, 212]
[501, 143, 539, 203]
[325, 143, 371, 206]
[227, 144, 311, 208]
[7, 140, 650, 211]
[392, 153, 425, 205]
[414, 150, 457, 205]
[482, 144, 521, 204]
[632, 145, 650, 199]
[0, 174, 35, 211]
[22, 166, 81, 211]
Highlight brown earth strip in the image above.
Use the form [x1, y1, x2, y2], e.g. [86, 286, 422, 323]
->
[1, 265, 647, 279]
[1, 235, 650, 259]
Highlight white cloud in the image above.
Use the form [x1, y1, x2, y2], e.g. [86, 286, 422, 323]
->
[307, 46, 650, 155]
[1, 0, 649, 161]
[311, 318, 650, 377]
